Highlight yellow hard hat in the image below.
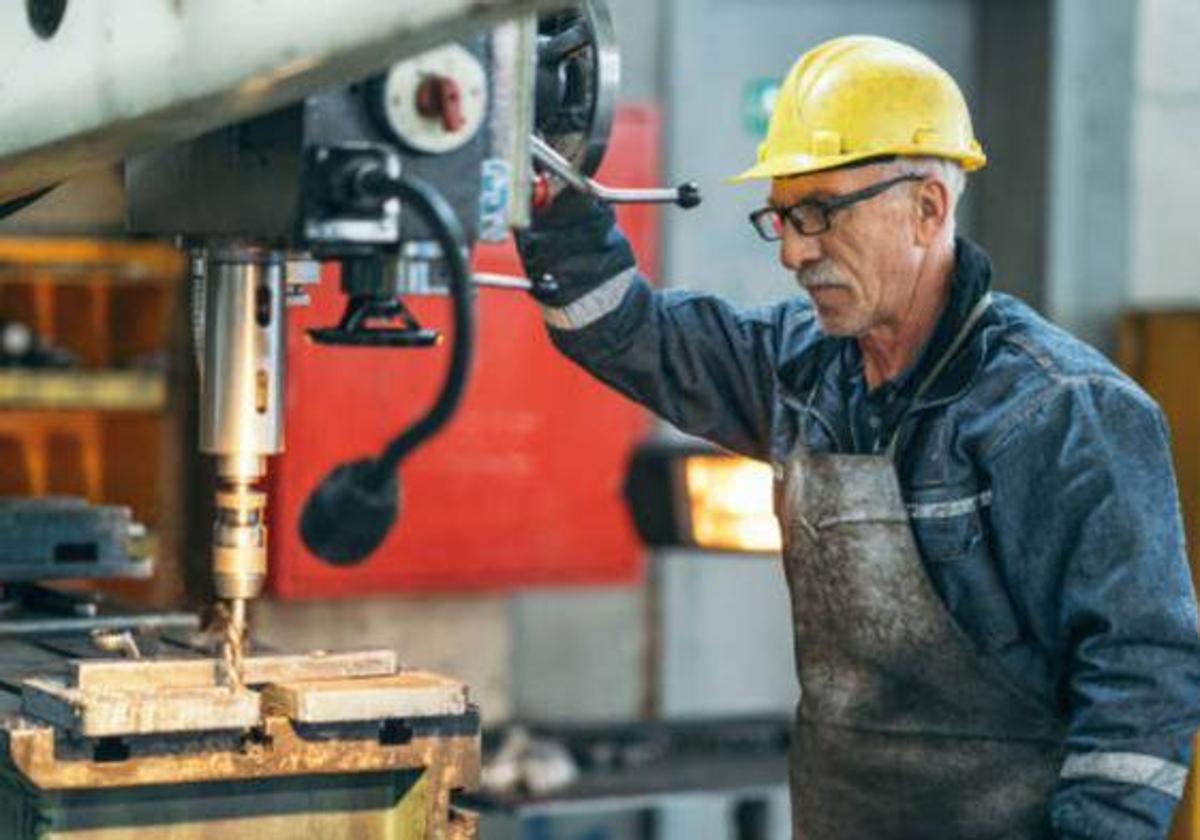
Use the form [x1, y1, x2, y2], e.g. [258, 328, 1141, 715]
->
[731, 35, 986, 182]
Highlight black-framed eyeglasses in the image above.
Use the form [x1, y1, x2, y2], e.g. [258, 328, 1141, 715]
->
[748, 173, 925, 241]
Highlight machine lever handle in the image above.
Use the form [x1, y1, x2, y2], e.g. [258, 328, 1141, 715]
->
[472, 272, 531, 290]
[472, 273, 561, 299]
[530, 135, 701, 209]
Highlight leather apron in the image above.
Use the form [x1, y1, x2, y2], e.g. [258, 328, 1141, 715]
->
[779, 295, 1065, 839]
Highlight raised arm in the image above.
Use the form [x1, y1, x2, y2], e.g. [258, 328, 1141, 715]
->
[517, 192, 805, 460]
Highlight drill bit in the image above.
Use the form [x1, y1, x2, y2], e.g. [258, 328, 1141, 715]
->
[211, 485, 265, 689]
[217, 597, 247, 687]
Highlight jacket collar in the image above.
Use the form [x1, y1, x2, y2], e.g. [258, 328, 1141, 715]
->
[898, 236, 995, 407]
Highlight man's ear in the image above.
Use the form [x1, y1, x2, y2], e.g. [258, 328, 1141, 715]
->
[913, 178, 950, 246]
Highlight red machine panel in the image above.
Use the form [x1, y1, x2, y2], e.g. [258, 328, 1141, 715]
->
[268, 105, 660, 596]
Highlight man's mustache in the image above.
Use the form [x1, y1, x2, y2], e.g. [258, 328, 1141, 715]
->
[796, 259, 850, 291]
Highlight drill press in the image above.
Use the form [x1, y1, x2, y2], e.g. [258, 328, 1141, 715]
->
[150, 32, 501, 673]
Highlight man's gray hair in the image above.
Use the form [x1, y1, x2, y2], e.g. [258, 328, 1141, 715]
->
[882, 156, 966, 243]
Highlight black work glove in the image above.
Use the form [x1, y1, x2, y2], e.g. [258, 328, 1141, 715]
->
[515, 189, 636, 307]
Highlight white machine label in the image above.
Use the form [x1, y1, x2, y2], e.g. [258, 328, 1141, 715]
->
[478, 158, 512, 242]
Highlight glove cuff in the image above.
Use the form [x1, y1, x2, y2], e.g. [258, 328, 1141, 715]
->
[516, 193, 636, 307]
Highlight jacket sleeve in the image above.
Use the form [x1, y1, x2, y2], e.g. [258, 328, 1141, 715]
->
[516, 195, 790, 461]
[985, 377, 1200, 839]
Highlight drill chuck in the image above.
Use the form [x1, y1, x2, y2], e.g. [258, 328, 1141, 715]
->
[212, 486, 268, 601]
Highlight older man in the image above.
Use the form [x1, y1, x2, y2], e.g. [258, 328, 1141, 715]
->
[519, 35, 1200, 840]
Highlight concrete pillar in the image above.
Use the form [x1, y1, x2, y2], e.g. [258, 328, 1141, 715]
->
[1130, 0, 1200, 304]
[1046, 0, 1139, 350]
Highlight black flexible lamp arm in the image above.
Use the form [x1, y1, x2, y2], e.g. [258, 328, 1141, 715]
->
[356, 169, 476, 480]
[299, 170, 476, 564]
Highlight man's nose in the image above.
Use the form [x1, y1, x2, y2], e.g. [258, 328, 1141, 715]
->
[779, 225, 822, 271]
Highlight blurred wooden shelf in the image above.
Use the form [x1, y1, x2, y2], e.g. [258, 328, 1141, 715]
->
[0, 369, 166, 410]
[0, 238, 184, 281]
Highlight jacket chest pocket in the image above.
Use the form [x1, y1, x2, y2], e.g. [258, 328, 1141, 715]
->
[907, 486, 1022, 653]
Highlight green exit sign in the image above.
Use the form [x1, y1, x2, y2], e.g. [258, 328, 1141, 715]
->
[741, 78, 780, 138]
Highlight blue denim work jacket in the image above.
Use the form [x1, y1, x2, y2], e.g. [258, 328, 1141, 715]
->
[520, 209, 1200, 839]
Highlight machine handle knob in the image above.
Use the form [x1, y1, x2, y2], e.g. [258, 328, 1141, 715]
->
[675, 182, 701, 209]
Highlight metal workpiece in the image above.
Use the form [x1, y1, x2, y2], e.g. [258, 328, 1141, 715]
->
[20, 656, 457, 739]
[21, 677, 262, 738]
[262, 671, 470, 724]
[10, 646, 477, 746]
[67, 650, 399, 691]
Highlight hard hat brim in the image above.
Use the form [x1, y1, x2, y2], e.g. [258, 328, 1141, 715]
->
[728, 147, 987, 184]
